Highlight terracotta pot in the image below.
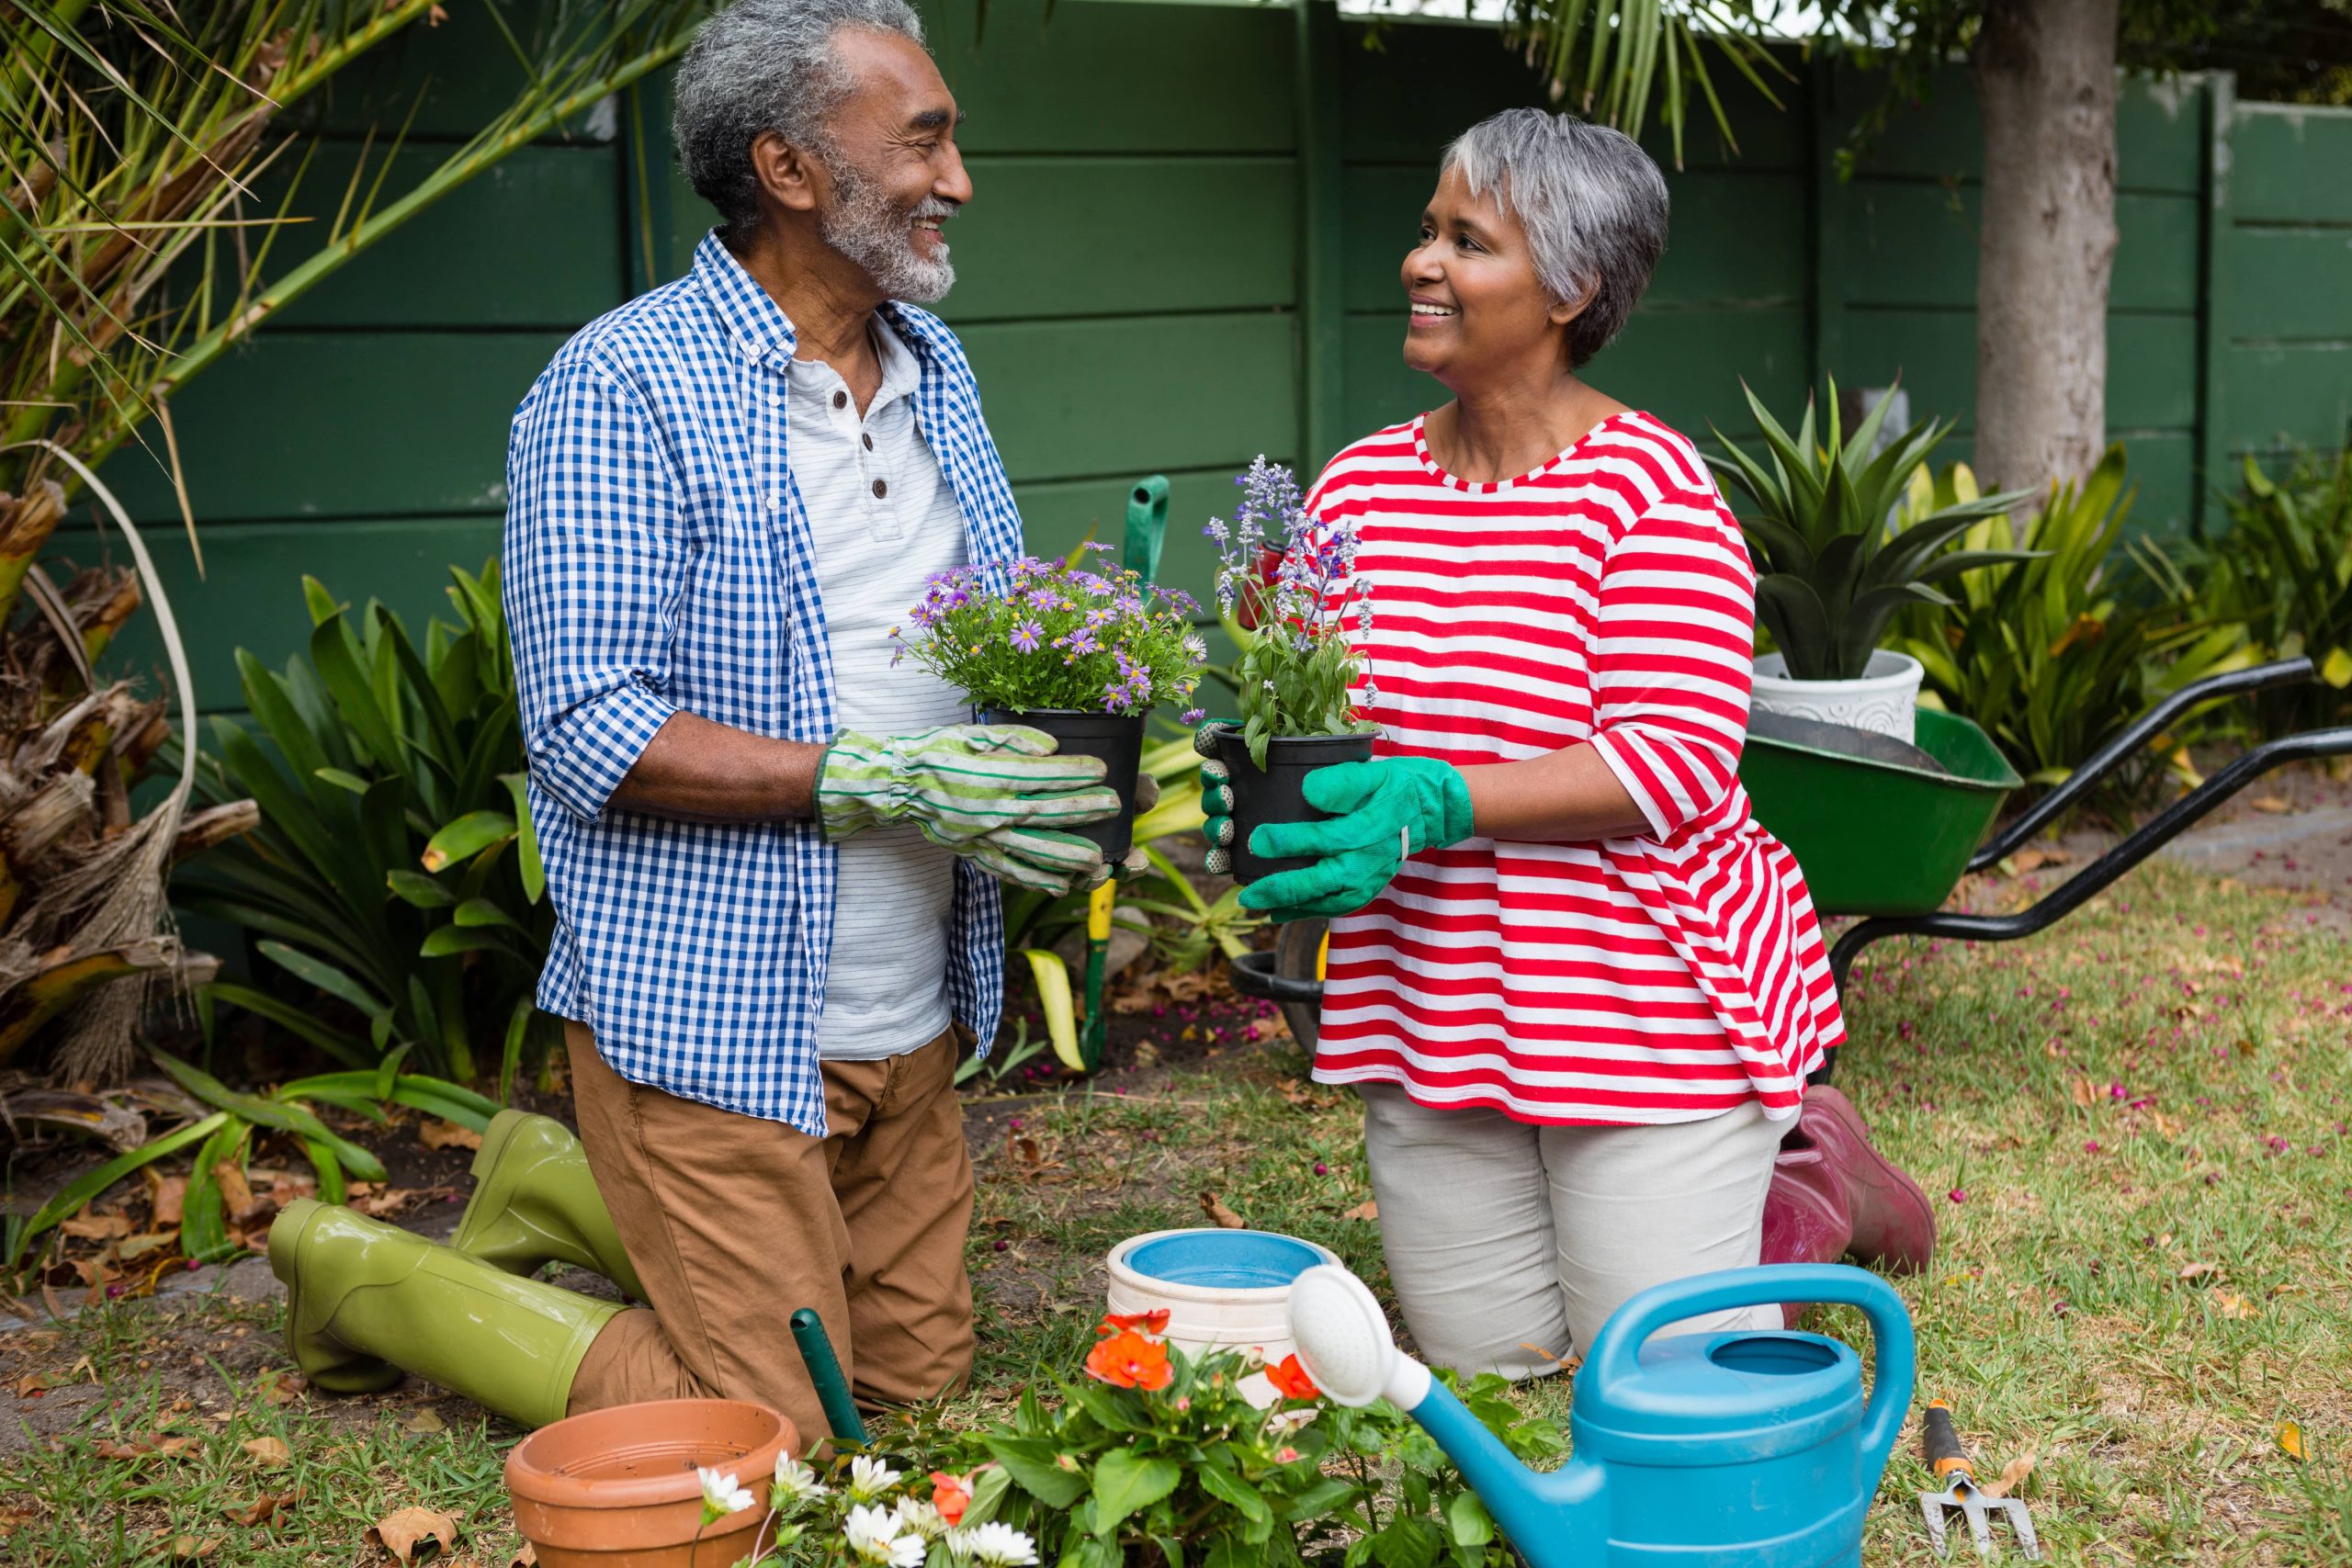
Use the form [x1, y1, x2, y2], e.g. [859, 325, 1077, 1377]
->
[505, 1399, 797, 1568]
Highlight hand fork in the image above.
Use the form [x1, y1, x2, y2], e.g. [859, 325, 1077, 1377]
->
[1918, 1400, 2041, 1560]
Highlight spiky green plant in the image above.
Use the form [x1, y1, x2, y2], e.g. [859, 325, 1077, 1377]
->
[1708, 378, 2038, 682]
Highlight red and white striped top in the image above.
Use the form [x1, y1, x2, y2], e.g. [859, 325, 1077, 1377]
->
[1308, 411, 1846, 1125]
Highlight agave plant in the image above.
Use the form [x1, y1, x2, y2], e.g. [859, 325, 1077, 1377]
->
[175, 563, 553, 1091]
[1708, 379, 2039, 682]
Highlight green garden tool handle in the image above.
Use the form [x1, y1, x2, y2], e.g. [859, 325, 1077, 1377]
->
[1123, 475, 1169, 584]
[790, 1307, 868, 1447]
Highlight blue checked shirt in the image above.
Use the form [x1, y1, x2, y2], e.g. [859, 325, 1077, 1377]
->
[503, 233, 1020, 1133]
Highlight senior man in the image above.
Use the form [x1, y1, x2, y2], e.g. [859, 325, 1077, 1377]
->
[266, 0, 1114, 1446]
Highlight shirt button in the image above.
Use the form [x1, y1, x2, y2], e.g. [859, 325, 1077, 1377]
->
[832, 390, 847, 410]
[872, 479, 888, 499]
[862, 433, 874, 451]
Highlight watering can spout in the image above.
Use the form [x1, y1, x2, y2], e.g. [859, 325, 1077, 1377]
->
[1288, 1266, 1607, 1568]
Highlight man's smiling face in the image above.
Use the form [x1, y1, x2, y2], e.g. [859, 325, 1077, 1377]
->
[809, 27, 973, 302]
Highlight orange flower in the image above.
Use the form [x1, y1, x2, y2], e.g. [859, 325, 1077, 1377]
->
[930, 1470, 974, 1526]
[1266, 1353, 1320, 1402]
[1085, 1327, 1174, 1391]
[1098, 1309, 1171, 1338]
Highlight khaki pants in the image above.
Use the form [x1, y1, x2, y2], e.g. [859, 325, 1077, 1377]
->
[562, 1021, 975, 1452]
[1359, 1084, 1782, 1379]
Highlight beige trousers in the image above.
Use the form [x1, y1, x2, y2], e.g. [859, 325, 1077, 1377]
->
[562, 1022, 975, 1453]
[1358, 1083, 1783, 1380]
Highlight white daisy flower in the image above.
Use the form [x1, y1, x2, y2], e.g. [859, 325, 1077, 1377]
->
[771, 1453, 827, 1508]
[967, 1520, 1041, 1566]
[894, 1495, 948, 1540]
[843, 1503, 925, 1567]
[695, 1466, 753, 1519]
[847, 1453, 901, 1502]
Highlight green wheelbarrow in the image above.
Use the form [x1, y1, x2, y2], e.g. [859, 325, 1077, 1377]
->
[1230, 658, 2352, 1082]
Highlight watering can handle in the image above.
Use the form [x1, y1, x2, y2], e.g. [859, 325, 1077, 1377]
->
[1582, 1264, 1917, 1483]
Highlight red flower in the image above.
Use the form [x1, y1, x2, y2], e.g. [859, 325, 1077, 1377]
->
[930, 1471, 974, 1526]
[1266, 1353, 1320, 1402]
[1098, 1310, 1171, 1338]
[1085, 1328, 1174, 1392]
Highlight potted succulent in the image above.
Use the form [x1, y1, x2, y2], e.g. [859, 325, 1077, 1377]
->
[1198, 457, 1379, 883]
[896, 550, 1204, 861]
[1708, 378, 2036, 742]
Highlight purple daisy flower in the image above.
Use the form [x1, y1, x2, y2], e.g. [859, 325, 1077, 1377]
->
[1011, 619, 1044, 653]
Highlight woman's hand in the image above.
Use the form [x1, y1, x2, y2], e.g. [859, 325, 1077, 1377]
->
[1237, 756, 1475, 920]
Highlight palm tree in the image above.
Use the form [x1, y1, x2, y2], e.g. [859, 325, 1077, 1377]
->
[0, 0, 707, 1082]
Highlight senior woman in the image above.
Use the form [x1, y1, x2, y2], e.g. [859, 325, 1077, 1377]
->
[1204, 108, 1931, 1375]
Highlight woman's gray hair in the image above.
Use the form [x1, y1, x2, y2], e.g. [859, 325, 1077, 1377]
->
[1442, 108, 1668, 367]
[673, 0, 926, 240]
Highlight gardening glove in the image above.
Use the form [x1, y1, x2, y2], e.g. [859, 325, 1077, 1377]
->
[818, 725, 1118, 895]
[1193, 720, 1240, 877]
[1111, 772, 1161, 881]
[1237, 756, 1476, 921]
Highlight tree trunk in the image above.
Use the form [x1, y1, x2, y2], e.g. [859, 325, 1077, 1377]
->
[1971, 0, 2121, 494]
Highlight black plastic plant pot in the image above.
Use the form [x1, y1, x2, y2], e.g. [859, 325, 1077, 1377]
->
[1210, 729, 1377, 884]
[983, 707, 1147, 861]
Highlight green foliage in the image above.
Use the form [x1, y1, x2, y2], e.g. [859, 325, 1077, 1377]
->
[934, 1339, 1564, 1567]
[896, 551, 1204, 716]
[1491, 0, 1791, 166]
[177, 562, 550, 1088]
[1890, 448, 2256, 792]
[2201, 448, 2352, 732]
[1708, 378, 2037, 681]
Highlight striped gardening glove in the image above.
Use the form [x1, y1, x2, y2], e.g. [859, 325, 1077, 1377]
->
[818, 725, 1119, 894]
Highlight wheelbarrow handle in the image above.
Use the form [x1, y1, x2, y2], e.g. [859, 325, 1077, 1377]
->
[1970, 656, 2315, 871]
[1229, 948, 1327, 1005]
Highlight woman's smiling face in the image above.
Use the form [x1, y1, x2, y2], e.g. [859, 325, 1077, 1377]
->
[1400, 163, 1581, 388]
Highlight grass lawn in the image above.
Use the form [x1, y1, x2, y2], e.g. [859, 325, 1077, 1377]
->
[5, 856, 2348, 1564]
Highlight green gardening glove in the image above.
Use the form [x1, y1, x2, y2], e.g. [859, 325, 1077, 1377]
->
[1237, 756, 1476, 921]
[819, 724, 1117, 894]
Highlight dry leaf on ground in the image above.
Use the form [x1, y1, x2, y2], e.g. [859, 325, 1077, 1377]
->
[419, 1120, 482, 1152]
[242, 1436, 291, 1468]
[254, 1371, 306, 1406]
[2215, 1291, 2260, 1319]
[1200, 1191, 1245, 1228]
[148, 1172, 187, 1226]
[1341, 1199, 1379, 1223]
[404, 1409, 447, 1435]
[2007, 849, 2072, 874]
[2279, 1421, 2308, 1461]
[0, 1504, 41, 1540]
[96, 1435, 196, 1461]
[2249, 795, 2292, 815]
[2068, 1077, 2094, 1111]
[1979, 1447, 2037, 1499]
[168, 1534, 220, 1562]
[224, 1489, 299, 1528]
[507, 1542, 538, 1568]
[2177, 1260, 2217, 1281]
[368, 1506, 459, 1564]
[61, 1210, 131, 1240]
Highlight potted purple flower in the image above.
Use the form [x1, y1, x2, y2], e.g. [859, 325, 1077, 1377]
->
[896, 548, 1205, 860]
[1199, 457, 1379, 883]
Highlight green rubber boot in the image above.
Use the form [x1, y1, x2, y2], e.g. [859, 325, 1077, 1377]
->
[449, 1110, 646, 1302]
[268, 1198, 623, 1427]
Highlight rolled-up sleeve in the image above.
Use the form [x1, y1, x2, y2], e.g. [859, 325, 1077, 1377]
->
[1585, 494, 1756, 840]
[502, 354, 684, 824]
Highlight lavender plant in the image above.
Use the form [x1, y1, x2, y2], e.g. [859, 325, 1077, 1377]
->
[1205, 457, 1377, 768]
[895, 550, 1205, 716]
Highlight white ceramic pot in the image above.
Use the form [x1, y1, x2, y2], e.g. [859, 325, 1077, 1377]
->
[1105, 1228, 1340, 1403]
[1750, 649, 1925, 744]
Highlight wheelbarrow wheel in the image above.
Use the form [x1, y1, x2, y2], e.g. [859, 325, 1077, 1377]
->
[1273, 918, 1326, 1050]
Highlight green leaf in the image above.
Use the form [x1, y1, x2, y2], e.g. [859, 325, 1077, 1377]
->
[310, 612, 403, 767]
[201, 983, 371, 1069]
[452, 897, 526, 931]
[147, 1050, 389, 1184]
[259, 941, 390, 1018]
[503, 773, 546, 904]
[313, 767, 372, 795]
[1445, 1488, 1494, 1548]
[3, 1112, 229, 1270]
[1091, 1450, 1182, 1536]
[1197, 1461, 1274, 1540]
[420, 924, 525, 959]
[388, 870, 457, 908]
[422, 810, 517, 874]
[984, 1435, 1088, 1509]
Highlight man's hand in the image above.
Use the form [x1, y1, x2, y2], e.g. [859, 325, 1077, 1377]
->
[1237, 756, 1475, 920]
[819, 725, 1119, 893]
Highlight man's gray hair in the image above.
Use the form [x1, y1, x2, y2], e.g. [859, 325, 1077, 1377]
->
[1442, 108, 1668, 367]
[673, 0, 926, 240]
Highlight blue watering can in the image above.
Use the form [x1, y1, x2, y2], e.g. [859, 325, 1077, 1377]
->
[1286, 1262, 1915, 1567]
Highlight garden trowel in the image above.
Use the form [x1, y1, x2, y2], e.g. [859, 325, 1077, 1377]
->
[1918, 1399, 2041, 1559]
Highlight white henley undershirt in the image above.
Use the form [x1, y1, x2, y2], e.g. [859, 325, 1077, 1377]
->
[790, 315, 971, 1061]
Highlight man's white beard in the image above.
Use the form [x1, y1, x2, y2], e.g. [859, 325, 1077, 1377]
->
[821, 156, 956, 304]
